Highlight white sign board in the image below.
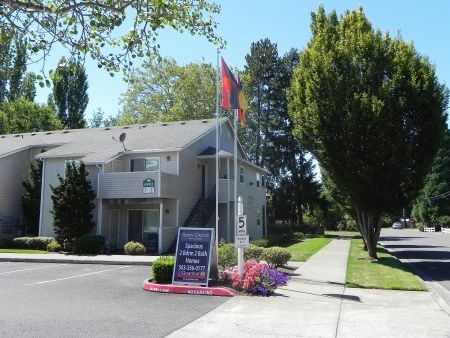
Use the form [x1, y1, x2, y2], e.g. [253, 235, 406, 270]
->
[236, 215, 247, 235]
[235, 235, 249, 248]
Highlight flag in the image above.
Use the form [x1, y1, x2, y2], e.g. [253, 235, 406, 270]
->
[221, 58, 248, 124]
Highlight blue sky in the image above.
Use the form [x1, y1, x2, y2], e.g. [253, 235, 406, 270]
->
[32, 0, 450, 122]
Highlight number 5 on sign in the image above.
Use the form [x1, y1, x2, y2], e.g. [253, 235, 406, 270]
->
[236, 215, 247, 235]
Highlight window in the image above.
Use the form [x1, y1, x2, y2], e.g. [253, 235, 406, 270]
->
[261, 175, 265, 188]
[256, 173, 260, 188]
[239, 166, 244, 183]
[131, 157, 159, 172]
[257, 208, 261, 227]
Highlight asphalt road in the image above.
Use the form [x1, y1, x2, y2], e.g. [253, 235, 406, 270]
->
[0, 262, 229, 338]
[379, 228, 450, 308]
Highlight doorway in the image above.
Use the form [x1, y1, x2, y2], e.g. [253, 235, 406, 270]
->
[128, 209, 160, 253]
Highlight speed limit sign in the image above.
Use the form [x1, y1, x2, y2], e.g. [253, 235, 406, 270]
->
[236, 215, 247, 235]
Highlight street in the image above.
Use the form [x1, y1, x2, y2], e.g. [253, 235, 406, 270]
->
[0, 262, 229, 337]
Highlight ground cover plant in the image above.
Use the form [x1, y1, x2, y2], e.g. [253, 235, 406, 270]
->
[346, 239, 426, 291]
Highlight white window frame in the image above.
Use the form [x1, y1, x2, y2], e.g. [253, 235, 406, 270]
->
[130, 157, 160, 172]
[239, 165, 244, 184]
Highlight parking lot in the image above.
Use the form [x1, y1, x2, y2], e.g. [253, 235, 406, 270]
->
[0, 262, 229, 337]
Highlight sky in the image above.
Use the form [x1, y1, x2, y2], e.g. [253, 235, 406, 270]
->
[31, 0, 450, 122]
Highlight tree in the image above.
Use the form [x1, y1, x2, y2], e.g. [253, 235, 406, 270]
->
[412, 130, 450, 228]
[243, 40, 321, 225]
[51, 161, 96, 243]
[288, 6, 448, 259]
[51, 57, 88, 129]
[22, 159, 43, 236]
[119, 57, 217, 124]
[0, 0, 224, 81]
[0, 96, 62, 134]
[89, 107, 119, 128]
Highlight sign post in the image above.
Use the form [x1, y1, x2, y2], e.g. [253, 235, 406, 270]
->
[235, 196, 248, 278]
[172, 227, 214, 286]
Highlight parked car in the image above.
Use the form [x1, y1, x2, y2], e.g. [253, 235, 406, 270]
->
[392, 221, 403, 229]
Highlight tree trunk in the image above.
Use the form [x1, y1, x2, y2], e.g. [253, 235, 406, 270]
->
[356, 208, 381, 260]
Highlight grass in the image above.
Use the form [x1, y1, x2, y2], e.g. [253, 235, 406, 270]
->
[286, 235, 332, 261]
[0, 248, 47, 254]
[346, 239, 426, 291]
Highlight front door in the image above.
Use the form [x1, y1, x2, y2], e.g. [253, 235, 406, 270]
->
[128, 209, 159, 253]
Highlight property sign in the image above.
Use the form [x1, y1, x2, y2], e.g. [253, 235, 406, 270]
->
[143, 178, 155, 194]
[172, 227, 214, 286]
[235, 235, 249, 248]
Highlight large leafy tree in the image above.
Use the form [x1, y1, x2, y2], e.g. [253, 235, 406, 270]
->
[412, 130, 450, 228]
[51, 57, 89, 129]
[119, 57, 217, 124]
[22, 159, 43, 236]
[288, 6, 448, 259]
[0, 0, 224, 82]
[0, 97, 62, 134]
[243, 40, 320, 225]
[51, 161, 96, 243]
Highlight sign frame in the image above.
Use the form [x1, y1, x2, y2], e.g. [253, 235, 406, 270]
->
[172, 227, 214, 286]
[236, 215, 247, 235]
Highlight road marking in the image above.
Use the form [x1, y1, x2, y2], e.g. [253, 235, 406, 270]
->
[30, 266, 129, 285]
[0, 264, 66, 275]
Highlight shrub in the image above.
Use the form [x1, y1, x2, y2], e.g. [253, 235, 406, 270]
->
[73, 235, 105, 254]
[218, 242, 237, 268]
[244, 244, 265, 261]
[12, 237, 31, 249]
[124, 241, 146, 255]
[27, 237, 55, 250]
[0, 236, 14, 249]
[47, 240, 62, 252]
[417, 222, 424, 232]
[267, 234, 291, 246]
[250, 238, 270, 248]
[262, 246, 292, 268]
[292, 232, 304, 241]
[152, 256, 175, 283]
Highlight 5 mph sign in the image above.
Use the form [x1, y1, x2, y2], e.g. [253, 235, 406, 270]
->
[235, 215, 249, 248]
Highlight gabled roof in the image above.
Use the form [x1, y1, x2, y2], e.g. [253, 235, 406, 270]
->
[0, 118, 229, 163]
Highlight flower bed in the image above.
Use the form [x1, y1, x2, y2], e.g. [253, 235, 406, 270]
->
[219, 260, 290, 296]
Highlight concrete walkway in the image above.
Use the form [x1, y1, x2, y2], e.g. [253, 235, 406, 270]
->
[2, 239, 450, 337]
[167, 239, 450, 338]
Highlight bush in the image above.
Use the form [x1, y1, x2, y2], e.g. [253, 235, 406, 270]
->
[27, 237, 54, 250]
[261, 246, 292, 268]
[292, 232, 304, 241]
[250, 239, 270, 248]
[73, 235, 105, 254]
[124, 241, 146, 255]
[417, 222, 424, 232]
[218, 242, 237, 268]
[0, 236, 14, 248]
[12, 237, 31, 249]
[152, 256, 175, 283]
[47, 240, 62, 252]
[267, 234, 291, 246]
[244, 244, 265, 261]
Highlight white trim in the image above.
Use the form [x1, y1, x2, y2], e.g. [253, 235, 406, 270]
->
[38, 159, 46, 236]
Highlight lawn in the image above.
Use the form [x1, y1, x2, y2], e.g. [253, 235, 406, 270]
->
[346, 239, 426, 291]
[287, 236, 332, 261]
[0, 249, 47, 254]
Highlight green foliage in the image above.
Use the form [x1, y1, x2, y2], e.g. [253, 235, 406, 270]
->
[243, 244, 265, 261]
[124, 241, 146, 255]
[47, 240, 62, 252]
[12, 237, 31, 249]
[249, 238, 270, 248]
[21, 159, 43, 236]
[287, 236, 332, 262]
[261, 246, 292, 268]
[292, 232, 305, 241]
[438, 216, 450, 228]
[26, 237, 54, 250]
[0, 1, 224, 77]
[51, 57, 88, 129]
[0, 236, 14, 248]
[73, 235, 105, 254]
[51, 161, 96, 243]
[218, 242, 237, 268]
[119, 58, 218, 125]
[152, 256, 175, 284]
[288, 6, 448, 259]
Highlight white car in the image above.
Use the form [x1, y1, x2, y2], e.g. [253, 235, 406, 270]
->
[392, 222, 403, 229]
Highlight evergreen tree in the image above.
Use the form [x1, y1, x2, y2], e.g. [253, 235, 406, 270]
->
[51, 57, 88, 129]
[51, 161, 96, 243]
[21, 159, 43, 236]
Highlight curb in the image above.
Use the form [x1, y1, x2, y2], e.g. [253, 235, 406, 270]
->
[0, 255, 155, 266]
[143, 280, 234, 297]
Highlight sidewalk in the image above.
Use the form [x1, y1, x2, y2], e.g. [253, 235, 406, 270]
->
[167, 239, 450, 338]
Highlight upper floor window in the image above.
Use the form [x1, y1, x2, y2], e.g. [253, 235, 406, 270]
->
[239, 166, 244, 183]
[131, 157, 159, 172]
[256, 173, 260, 188]
[261, 175, 265, 188]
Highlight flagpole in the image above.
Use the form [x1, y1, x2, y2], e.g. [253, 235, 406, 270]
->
[214, 49, 220, 278]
